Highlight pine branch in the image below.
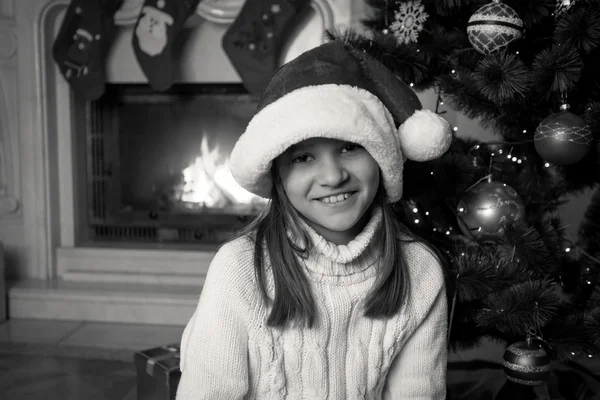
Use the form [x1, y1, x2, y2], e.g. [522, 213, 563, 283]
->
[532, 45, 583, 100]
[475, 279, 560, 336]
[496, 222, 560, 278]
[585, 307, 600, 349]
[578, 187, 600, 253]
[542, 308, 600, 361]
[555, 4, 600, 53]
[451, 246, 496, 302]
[472, 52, 533, 105]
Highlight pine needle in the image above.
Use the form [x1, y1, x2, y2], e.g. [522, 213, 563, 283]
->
[472, 53, 532, 104]
[555, 5, 600, 53]
[532, 45, 583, 99]
[475, 279, 560, 336]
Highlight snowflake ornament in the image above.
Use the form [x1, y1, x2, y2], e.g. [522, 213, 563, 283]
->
[390, 0, 429, 45]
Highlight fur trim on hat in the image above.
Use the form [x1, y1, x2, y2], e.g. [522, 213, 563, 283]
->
[229, 84, 406, 202]
[399, 110, 453, 161]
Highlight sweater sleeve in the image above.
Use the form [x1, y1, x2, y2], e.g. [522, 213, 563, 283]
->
[382, 243, 448, 400]
[176, 241, 253, 400]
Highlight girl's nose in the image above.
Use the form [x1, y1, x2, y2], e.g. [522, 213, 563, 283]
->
[317, 156, 349, 187]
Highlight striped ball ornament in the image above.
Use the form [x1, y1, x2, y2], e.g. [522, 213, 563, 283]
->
[467, 0, 523, 55]
[503, 339, 550, 386]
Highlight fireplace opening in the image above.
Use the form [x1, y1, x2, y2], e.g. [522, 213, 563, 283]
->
[74, 83, 267, 249]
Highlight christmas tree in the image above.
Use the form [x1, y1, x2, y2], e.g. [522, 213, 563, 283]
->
[332, 0, 600, 397]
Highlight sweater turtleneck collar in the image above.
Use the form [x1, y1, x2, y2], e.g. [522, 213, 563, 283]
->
[289, 207, 383, 284]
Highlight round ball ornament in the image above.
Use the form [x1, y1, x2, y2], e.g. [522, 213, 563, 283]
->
[534, 104, 593, 165]
[467, 0, 524, 55]
[456, 179, 525, 241]
[503, 338, 550, 386]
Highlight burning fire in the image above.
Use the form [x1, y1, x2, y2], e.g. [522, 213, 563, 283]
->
[181, 136, 266, 213]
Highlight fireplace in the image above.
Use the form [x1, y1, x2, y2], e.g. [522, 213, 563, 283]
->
[76, 83, 267, 248]
[5, 0, 354, 324]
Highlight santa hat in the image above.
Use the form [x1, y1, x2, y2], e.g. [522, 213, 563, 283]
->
[229, 40, 452, 202]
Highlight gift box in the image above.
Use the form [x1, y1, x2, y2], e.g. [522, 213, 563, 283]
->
[134, 344, 182, 400]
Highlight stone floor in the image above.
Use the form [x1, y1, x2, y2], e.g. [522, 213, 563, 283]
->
[0, 318, 184, 400]
[0, 318, 599, 399]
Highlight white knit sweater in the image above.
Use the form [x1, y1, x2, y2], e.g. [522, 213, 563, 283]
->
[176, 209, 448, 399]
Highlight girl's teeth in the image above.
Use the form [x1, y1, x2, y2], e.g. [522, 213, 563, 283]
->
[321, 193, 352, 203]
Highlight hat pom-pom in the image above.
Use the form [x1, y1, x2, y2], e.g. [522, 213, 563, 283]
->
[398, 109, 453, 161]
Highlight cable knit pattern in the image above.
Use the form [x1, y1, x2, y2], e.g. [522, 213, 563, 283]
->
[176, 209, 448, 400]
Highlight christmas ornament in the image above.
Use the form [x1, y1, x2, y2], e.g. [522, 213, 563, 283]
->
[534, 104, 593, 165]
[456, 179, 525, 241]
[52, 0, 123, 100]
[222, 0, 312, 94]
[466, 0, 523, 55]
[132, 0, 202, 92]
[555, 0, 577, 16]
[390, 0, 429, 45]
[503, 338, 550, 386]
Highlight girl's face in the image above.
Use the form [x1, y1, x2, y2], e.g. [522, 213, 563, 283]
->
[276, 137, 380, 245]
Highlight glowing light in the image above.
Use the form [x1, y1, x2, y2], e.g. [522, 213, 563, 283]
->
[545, 162, 550, 167]
[453, 126, 458, 132]
[512, 157, 517, 162]
[181, 136, 267, 212]
[413, 207, 419, 213]
[425, 211, 429, 215]
[565, 247, 571, 252]
[414, 219, 420, 224]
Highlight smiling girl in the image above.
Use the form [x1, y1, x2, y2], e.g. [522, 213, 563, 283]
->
[176, 40, 453, 400]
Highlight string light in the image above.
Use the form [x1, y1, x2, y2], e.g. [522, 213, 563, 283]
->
[453, 126, 458, 132]
[414, 219, 420, 224]
[544, 162, 551, 167]
[565, 247, 571, 252]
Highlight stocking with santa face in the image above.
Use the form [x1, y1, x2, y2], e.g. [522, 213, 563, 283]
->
[132, 0, 201, 91]
[53, 0, 123, 100]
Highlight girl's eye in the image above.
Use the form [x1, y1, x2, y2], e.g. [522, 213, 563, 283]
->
[341, 144, 363, 153]
[291, 154, 313, 163]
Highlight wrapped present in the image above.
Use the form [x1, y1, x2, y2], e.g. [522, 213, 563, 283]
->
[134, 344, 182, 400]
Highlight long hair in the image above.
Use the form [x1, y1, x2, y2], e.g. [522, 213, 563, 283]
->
[238, 165, 440, 328]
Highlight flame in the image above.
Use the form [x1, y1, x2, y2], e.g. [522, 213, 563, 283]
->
[181, 136, 266, 212]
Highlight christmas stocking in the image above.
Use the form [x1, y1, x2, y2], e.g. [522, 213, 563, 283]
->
[132, 0, 201, 91]
[222, 0, 312, 94]
[52, 0, 123, 101]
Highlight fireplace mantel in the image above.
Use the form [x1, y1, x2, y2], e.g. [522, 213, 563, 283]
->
[1, 0, 356, 325]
